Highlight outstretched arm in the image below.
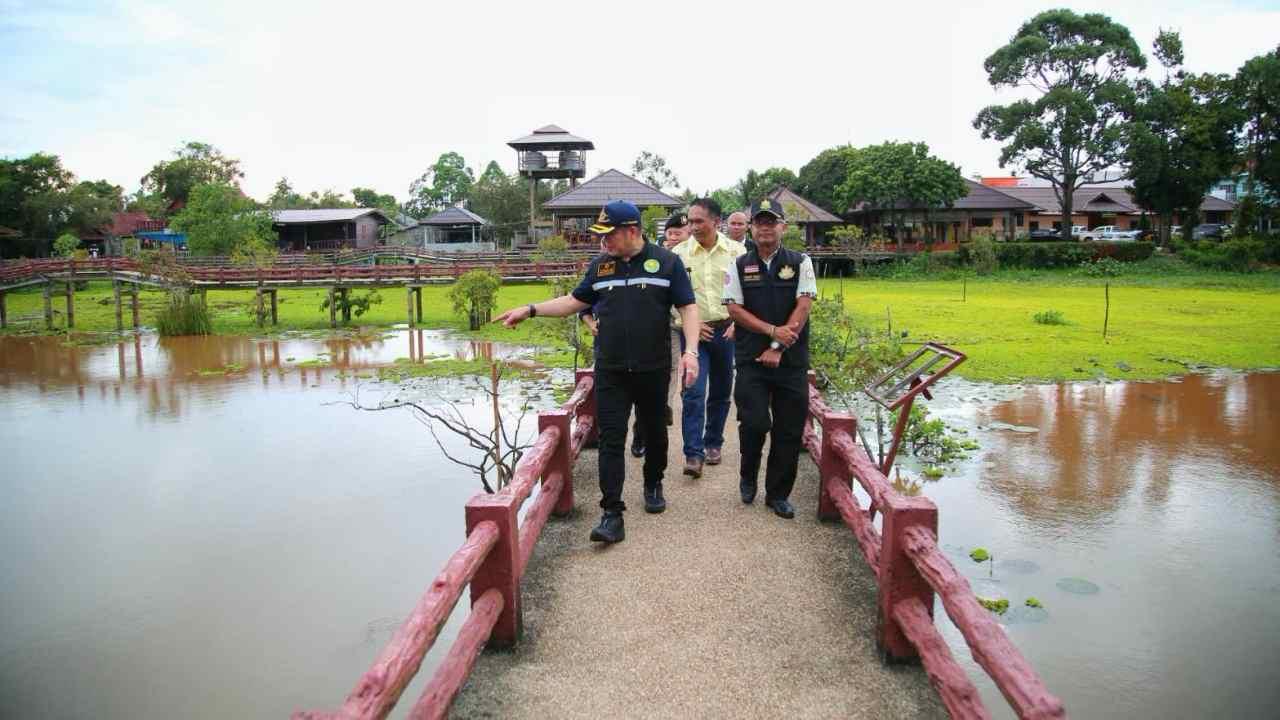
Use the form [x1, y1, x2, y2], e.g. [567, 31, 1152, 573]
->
[494, 295, 590, 327]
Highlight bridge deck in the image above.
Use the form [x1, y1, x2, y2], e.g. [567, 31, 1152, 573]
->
[452, 402, 945, 719]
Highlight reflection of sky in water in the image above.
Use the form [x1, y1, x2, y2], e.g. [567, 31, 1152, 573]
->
[0, 330, 565, 719]
[910, 373, 1280, 719]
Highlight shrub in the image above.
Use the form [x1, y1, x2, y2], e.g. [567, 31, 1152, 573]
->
[967, 235, 997, 275]
[449, 269, 502, 329]
[1074, 257, 1127, 277]
[1033, 310, 1066, 325]
[534, 235, 569, 262]
[1094, 241, 1156, 262]
[1180, 238, 1265, 272]
[156, 289, 212, 336]
[53, 233, 81, 257]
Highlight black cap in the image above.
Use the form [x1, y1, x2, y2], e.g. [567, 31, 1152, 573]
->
[665, 211, 689, 228]
[750, 198, 784, 220]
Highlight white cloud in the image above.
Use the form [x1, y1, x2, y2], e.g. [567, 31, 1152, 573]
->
[3, 0, 1277, 203]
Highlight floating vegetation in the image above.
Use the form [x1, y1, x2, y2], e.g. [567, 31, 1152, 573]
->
[1025, 597, 1043, 608]
[969, 548, 990, 563]
[977, 597, 1009, 615]
[1056, 577, 1101, 595]
[197, 363, 245, 376]
[922, 465, 945, 479]
[295, 359, 331, 368]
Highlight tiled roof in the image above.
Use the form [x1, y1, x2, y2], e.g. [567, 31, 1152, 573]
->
[542, 169, 683, 211]
[508, 124, 595, 150]
[766, 187, 842, 223]
[421, 206, 489, 226]
[272, 208, 391, 224]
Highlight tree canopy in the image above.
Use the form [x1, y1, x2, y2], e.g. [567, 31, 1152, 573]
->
[974, 9, 1146, 238]
[1235, 45, 1280, 203]
[834, 142, 966, 215]
[0, 153, 121, 244]
[631, 151, 681, 191]
[170, 182, 274, 257]
[1127, 30, 1242, 243]
[406, 152, 474, 218]
[140, 141, 243, 211]
[735, 167, 798, 209]
[796, 146, 858, 213]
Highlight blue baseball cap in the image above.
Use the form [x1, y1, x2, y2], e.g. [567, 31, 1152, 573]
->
[588, 200, 642, 235]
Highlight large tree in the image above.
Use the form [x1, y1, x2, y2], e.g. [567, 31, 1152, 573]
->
[631, 151, 681, 191]
[1235, 45, 1280, 213]
[834, 142, 966, 248]
[406, 152, 474, 218]
[351, 186, 399, 219]
[974, 9, 1146, 240]
[796, 146, 859, 214]
[170, 183, 273, 257]
[0, 153, 120, 244]
[140, 141, 243, 211]
[466, 161, 526, 244]
[1127, 31, 1242, 244]
[735, 167, 798, 208]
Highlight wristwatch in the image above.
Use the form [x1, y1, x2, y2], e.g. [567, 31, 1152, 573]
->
[527, 303, 537, 318]
[769, 340, 783, 351]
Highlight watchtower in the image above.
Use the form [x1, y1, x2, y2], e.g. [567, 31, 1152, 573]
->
[508, 125, 594, 242]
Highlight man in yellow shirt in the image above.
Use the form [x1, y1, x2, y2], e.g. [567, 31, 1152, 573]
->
[671, 198, 747, 477]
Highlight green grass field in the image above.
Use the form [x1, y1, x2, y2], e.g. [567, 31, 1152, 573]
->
[4, 261, 1278, 383]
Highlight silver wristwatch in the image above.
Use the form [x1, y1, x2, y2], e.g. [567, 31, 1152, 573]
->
[769, 340, 783, 351]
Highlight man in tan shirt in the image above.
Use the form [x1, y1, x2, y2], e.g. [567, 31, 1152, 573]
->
[671, 198, 747, 477]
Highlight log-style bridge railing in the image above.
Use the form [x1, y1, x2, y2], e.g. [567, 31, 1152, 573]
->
[803, 386, 1066, 720]
[294, 370, 598, 720]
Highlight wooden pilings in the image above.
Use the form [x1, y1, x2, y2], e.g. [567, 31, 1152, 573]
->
[64, 280, 74, 329]
[406, 285, 424, 326]
[112, 280, 142, 331]
[43, 282, 52, 330]
[0, 290, 6, 329]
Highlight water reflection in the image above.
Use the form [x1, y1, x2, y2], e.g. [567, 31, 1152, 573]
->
[977, 374, 1280, 531]
[0, 330, 531, 421]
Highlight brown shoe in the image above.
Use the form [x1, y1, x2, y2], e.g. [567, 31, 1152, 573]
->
[683, 456, 704, 478]
[706, 448, 722, 465]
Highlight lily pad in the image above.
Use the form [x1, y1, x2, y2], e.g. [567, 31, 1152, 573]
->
[977, 597, 1009, 615]
[1025, 597, 1043, 608]
[1056, 577, 1101, 595]
[998, 558, 1041, 575]
[969, 548, 990, 563]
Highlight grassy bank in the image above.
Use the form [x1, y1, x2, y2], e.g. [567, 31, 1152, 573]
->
[4, 258, 1278, 383]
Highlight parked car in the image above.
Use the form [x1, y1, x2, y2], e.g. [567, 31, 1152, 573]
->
[1191, 223, 1230, 240]
[1027, 228, 1062, 241]
[1100, 227, 1143, 242]
[1071, 225, 1088, 239]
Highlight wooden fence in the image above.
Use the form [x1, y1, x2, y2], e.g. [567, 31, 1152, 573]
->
[292, 370, 597, 720]
[803, 385, 1065, 719]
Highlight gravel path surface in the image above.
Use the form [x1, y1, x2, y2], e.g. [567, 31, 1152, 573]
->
[451, 414, 946, 719]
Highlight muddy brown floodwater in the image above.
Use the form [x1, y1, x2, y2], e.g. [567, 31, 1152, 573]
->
[1, 330, 1277, 718]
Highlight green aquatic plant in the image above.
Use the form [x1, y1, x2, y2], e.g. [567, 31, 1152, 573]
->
[969, 548, 990, 563]
[977, 597, 1009, 615]
[1025, 597, 1043, 609]
[1033, 309, 1067, 325]
[922, 465, 945, 479]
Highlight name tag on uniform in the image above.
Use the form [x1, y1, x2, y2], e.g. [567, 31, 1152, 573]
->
[598, 261, 615, 277]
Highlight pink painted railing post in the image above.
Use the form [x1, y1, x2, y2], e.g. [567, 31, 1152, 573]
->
[574, 369, 598, 446]
[539, 408, 574, 516]
[464, 493, 521, 647]
[817, 412, 856, 522]
[878, 493, 939, 663]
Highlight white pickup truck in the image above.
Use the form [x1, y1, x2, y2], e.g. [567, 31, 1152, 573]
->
[1079, 225, 1142, 242]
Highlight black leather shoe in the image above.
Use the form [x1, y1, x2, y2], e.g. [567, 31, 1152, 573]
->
[590, 512, 625, 543]
[765, 498, 795, 519]
[643, 484, 666, 514]
[630, 438, 645, 458]
[740, 480, 757, 505]
[665, 404, 673, 427]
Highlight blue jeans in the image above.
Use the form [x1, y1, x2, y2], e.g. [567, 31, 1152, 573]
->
[679, 323, 735, 460]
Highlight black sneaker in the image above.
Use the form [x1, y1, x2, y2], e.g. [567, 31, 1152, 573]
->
[643, 484, 666, 514]
[630, 438, 646, 458]
[665, 404, 673, 427]
[740, 479, 757, 505]
[589, 511, 625, 543]
[765, 497, 795, 519]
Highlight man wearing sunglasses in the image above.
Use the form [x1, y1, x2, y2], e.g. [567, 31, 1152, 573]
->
[496, 200, 701, 543]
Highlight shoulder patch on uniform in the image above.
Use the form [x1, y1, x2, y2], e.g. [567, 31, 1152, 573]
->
[643, 258, 659, 273]
[598, 261, 616, 277]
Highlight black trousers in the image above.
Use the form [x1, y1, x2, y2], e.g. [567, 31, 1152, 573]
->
[595, 368, 670, 512]
[733, 363, 808, 502]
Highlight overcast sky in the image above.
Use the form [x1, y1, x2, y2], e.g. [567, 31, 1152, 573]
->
[3, 0, 1277, 204]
